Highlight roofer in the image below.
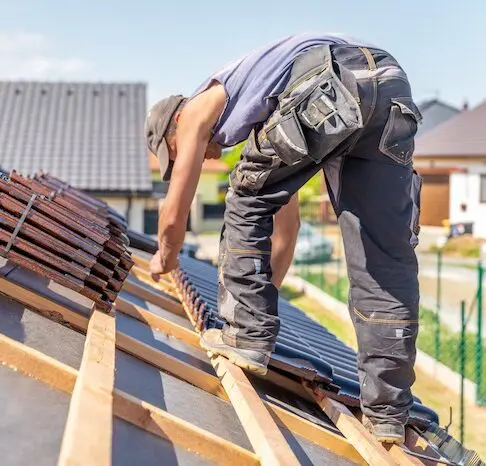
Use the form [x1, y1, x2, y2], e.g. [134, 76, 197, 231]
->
[145, 33, 423, 444]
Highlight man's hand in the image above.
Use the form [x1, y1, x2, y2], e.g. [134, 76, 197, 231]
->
[150, 244, 180, 281]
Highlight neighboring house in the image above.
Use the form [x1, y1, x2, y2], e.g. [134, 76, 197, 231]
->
[197, 158, 229, 204]
[147, 153, 229, 234]
[416, 98, 461, 137]
[414, 100, 486, 236]
[0, 80, 152, 232]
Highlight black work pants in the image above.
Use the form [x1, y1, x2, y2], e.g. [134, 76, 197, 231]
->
[217, 44, 422, 426]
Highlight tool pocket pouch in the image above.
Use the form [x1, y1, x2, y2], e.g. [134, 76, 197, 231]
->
[232, 129, 281, 194]
[264, 64, 363, 166]
[379, 97, 423, 166]
[410, 170, 422, 249]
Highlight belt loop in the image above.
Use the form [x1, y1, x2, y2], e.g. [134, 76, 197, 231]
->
[359, 47, 377, 71]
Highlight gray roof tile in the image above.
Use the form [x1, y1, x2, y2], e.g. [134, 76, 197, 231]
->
[416, 99, 460, 137]
[0, 81, 152, 192]
[415, 100, 486, 157]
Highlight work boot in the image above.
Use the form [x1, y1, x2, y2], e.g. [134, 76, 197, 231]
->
[200, 328, 271, 376]
[362, 416, 406, 444]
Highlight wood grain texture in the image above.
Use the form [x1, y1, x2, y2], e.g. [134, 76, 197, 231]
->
[306, 384, 399, 466]
[113, 389, 259, 466]
[0, 332, 258, 466]
[213, 356, 300, 466]
[0, 333, 77, 393]
[57, 309, 116, 466]
[116, 297, 199, 347]
[123, 278, 183, 315]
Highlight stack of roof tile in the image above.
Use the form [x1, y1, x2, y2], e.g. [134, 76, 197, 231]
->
[0, 170, 133, 311]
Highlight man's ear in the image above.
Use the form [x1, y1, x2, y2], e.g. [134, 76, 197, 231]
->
[174, 111, 181, 123]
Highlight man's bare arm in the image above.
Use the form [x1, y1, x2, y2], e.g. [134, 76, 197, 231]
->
[271, 193, 300, 288]
[154, 84, 226, 273]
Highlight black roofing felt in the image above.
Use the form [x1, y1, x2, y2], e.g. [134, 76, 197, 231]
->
[0, 81, 152, 192]
[177, 255, 439, 426]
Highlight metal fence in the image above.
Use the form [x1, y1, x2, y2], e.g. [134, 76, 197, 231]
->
[293, 199, 486, 445]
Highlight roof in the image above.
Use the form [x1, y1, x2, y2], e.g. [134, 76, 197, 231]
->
[0, 81, 152, 193]
[416, 99, 460, 137]
[415, 100, 486, 157]
[0, 172, 481, 465]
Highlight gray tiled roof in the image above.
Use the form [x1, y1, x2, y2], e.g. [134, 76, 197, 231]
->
[415, 100, 486, 157]
[416, 98, 460, 137]
[0, 81, 152, 192]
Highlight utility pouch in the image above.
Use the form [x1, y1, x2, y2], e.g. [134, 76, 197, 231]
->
[264, 45, 363, 166]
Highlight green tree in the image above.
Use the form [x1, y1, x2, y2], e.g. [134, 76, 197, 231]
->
[221, 141, 246, 171]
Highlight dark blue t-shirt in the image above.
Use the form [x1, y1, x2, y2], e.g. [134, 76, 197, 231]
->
[192, 33, 375, 147]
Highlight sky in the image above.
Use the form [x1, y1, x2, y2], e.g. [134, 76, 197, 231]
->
[0, 0, 485, 109]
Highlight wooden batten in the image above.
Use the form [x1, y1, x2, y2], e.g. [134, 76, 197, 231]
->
[306, 384, 401, 466]
[115, 297, 199, 348]
[0, 333, 258, 466]
[58, 309, 116, 466]
[213, 356, 301, 466]
[122, 278, 183, 316]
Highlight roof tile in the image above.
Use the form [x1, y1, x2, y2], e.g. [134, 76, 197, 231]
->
[0, 81, 152, 192]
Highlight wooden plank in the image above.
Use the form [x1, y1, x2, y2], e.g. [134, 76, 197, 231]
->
[115, 296, 364, 463]
[122, 279, 183, 316]
[115, 297, 199, 348]
[213, 356, 300, 466]
[354, 412, 428, 465]
[113, 389, 259, 466]
[131, 264, 177, 295]
[0, 278, 367, 464]
[115, 331, 228, 400]
[0, 276, 90, 331]
[0, 333, 77, 393]
[385, 444, 424, 466]
[0, 333, 258, 466]
[169, 273, 369, 463]
[305, 384, 399, 466]
[403, 428, 444, 466]
[131, 254, 151, 269]
[58, 309, 116, 466]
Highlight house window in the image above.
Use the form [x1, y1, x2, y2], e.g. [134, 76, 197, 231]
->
[481, 175, 486, 203]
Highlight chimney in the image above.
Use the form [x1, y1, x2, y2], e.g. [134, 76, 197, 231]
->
[462, 100, 469, 111]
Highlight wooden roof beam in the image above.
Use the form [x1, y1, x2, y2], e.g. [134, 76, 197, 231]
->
[58, 309, 116, 466]
[0, 333, 259, 466]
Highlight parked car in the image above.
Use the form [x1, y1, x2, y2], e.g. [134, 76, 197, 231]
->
[293, 222, 334, 264]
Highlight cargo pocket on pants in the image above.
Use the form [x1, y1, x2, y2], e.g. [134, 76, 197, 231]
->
[410, 170, 422, 249]
[379, 97, 422, 166]
[232, 129, 281, 194]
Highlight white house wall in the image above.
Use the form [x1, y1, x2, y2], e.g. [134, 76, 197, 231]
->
[450, 172, 486, 238]
[100, 197, 145, 233]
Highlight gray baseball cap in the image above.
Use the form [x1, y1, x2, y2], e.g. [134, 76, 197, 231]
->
[144, 95, 184, 180]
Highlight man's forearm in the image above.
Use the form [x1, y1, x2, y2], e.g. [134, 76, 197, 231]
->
[270, 194, 300, 288]
[271, 232, 297, 288]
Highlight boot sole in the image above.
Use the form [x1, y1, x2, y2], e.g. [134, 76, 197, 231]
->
[200, 341, 268, 376]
